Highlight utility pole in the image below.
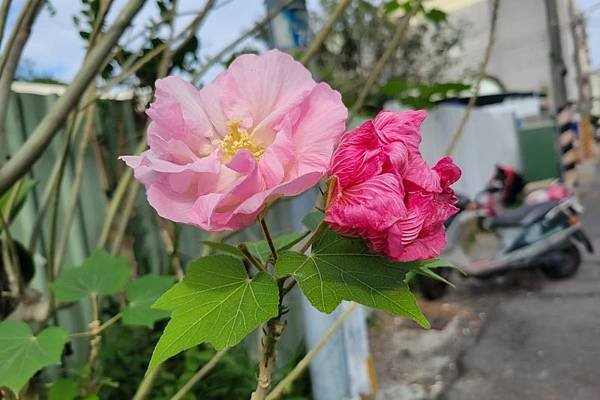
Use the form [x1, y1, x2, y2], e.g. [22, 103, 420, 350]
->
[544, 0, 579, 191]
[567, 0, 595, 159]
[544, 0, 568, 111]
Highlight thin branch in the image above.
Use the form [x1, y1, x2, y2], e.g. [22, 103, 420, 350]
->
[109, 182, 140, 256]
[444, 0, 500, 156]
[88, 0, 115, 47]
[54, 105, 97, 271]
[0, 0, 45, 165]
[70, 312, 122, 338]
[259, 217, 278, 261]
[299, 0, 351, 66]
[350, 0, 423, 115]
[238, 243, 266, 272]
[0, 0, 147, 196]
[97, 0, 215, 94]
[46, 113, 79, 318]
[265, 303, 358, 400]
[171, 0, 216, 56]
[28, 111, 86, 253]
[0, 0, 13, 46]
[192, 0, 296, 83]
[170, 348, 229, 400]
[0, 0, 41, 76]
[0, 212, 21, 296]
[99, 2, 178, 250]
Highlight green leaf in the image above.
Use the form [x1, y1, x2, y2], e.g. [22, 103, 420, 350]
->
[0, 321, 69, 394]
[48, 379, 79, 400]
[425, 8, 447, 23]
[122, 275, 174, 328]
[302, 210, 324, 231]
[200, 241, 244, 258]
[51, 249, 130, 302]
[148, 255, 279, 371]
[275, 229, 430, 328]
[416, 266, 455, 288]
[245, 231, 310, 264]
[0, 179, 36, 223]
[383, 1, 400, 15]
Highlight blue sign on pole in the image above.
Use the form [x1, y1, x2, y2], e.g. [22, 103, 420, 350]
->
[265, 0, 311, 50]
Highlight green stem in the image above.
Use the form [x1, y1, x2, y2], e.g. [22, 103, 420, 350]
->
[170, 348, 228, 400]
[132, 364, 162, 400]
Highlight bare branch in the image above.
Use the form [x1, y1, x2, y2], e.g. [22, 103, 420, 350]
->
[350, 0, 423, 115]
[299, 0, 351, 66]
[171, 0, 216, 56]
[192, 0, 296, 83]
[0, 0, 13, 46]
[0, 0, 45, 165]
[0, 0, 147, 196]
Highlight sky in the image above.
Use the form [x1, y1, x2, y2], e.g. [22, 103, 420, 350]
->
[2, 0, 600, 83]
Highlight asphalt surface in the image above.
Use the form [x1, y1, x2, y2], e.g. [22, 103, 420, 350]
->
[442, 168, 600, 400]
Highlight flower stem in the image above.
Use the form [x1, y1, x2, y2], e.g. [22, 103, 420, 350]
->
[259, 216, 278, 261]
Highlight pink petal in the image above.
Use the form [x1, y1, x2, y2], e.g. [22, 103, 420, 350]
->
[326, 173, 405, 236]
[373, 109, 427, 149]
[148, 77, 219, 145]
[403, 152, 441, 193]
[258, 119, 295, 187]
[329, 120, 383, 189]
[218, 50, 316, 133]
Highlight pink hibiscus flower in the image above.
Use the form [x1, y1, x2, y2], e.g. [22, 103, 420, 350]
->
[326, 110, 461, 261]
[122, 50, 347, 231]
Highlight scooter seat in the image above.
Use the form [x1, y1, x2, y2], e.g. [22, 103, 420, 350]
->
[490, 201, 558, 228]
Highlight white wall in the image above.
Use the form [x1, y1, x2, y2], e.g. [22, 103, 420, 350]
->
[420, 104, 522, 198]
[442, 0, 581, 108]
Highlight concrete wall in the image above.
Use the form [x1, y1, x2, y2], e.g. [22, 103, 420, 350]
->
[420, 104, 523, 198]
[441, 0, 581, 108]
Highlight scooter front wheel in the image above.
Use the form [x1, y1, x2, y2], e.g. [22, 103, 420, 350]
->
[540, 243, 581, 280]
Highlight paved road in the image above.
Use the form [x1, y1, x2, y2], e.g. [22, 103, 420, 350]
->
[443, 168, 600, 400]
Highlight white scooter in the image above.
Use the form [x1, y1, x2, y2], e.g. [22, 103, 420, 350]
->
[418, 172, 594, 300]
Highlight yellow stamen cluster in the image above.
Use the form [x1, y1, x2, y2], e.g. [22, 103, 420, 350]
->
[215, 120, 265, 161]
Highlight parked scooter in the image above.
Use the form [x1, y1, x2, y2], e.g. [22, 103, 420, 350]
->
[418, 167, 594, 300]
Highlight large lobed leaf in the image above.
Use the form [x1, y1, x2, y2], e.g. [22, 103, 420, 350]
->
[0, 321, 69, 394]
[147, 255, 279, 371]
[122, 275, 174, 328]
[275, 229, 434, 328]
[51, 249, 130, 302]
